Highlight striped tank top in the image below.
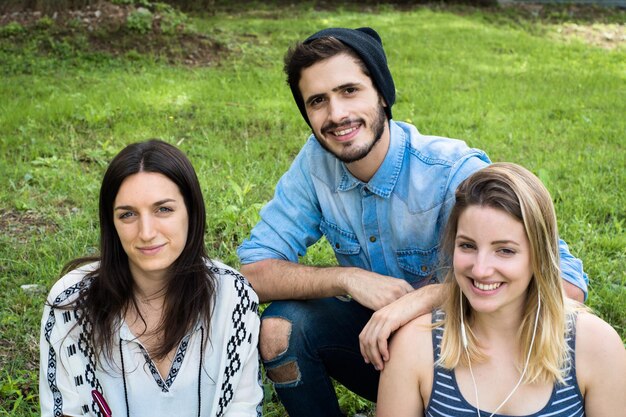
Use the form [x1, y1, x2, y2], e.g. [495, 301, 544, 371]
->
[425, 310, 585, 417]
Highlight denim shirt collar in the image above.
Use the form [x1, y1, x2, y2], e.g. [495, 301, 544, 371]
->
[336, 120, 406, 198]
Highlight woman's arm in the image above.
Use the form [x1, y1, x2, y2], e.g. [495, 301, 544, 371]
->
[576, 312, 626, 415]
[222, 289, 264, 417]
[40, 271, 93, 417]
[223, 322, 263, 416]
[376, 314, 434, 417]
[40, 304, 59, 417]
[40, 304, 84, 417]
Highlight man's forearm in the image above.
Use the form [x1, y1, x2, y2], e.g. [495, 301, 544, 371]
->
[383, 282, 446, 322]
[240, 259, 349, 303]
[563, 280, 584, 303]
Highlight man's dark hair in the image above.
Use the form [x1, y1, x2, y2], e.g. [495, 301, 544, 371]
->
[284, 36, 370, 103]
[284, 27, 396, 127]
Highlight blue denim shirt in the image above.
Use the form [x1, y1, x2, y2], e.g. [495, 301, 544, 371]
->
[238, 121, 588, 295]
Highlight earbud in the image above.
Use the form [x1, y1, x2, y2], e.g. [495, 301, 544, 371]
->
[536, 290, 542, 322]
[459, 290, 468, 349]
[461, 323, 468, 348]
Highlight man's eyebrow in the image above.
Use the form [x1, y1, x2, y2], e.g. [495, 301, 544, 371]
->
[332, 82, 362, 92]
[305, 82, 364, 106]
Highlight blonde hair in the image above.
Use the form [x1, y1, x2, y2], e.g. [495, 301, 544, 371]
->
[436, 163, 581, 385]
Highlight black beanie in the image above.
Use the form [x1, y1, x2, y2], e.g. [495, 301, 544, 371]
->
[293, 27, 395, 127]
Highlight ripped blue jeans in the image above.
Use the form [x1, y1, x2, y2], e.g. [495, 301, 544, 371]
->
[261, 297, 379, 417]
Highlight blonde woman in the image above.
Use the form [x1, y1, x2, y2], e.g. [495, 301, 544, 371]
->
[377, 163, 625, 417]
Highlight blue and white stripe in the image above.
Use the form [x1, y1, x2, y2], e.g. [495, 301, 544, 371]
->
[425, 310, 584, 417]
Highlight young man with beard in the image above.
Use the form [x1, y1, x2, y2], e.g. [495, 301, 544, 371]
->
[237, 27, 588, 417]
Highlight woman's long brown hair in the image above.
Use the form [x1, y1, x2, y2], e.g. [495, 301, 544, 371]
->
[57, 139, 216, 362]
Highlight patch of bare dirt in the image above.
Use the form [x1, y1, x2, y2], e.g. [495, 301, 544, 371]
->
[427, 2, 625, 49]
[0, 1, 227, 66]
[502, 3, 626, 49]
[0, 2, 132, 31]
[552, 22, 625, 49]
[0, 209, 58, 243]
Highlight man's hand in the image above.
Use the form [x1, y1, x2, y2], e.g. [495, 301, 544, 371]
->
[340, 269, 413, 311]
[241, 260, 413, 305]
[359, 283, 444, 371]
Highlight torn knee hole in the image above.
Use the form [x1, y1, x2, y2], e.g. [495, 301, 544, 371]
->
[266, 361, 300, 384]
[260, 317, 292, 361]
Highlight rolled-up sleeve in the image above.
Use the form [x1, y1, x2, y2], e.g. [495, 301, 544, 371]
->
[238, 141, 323, 265]
[557, 238, 589, 300]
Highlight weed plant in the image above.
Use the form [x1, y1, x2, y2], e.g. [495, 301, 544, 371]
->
[0, 2, 624, 416]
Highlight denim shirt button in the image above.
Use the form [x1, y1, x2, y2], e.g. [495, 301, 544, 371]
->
[421, 265, 428, 272]
[335, 243, 341, 249]
[369, 236, 376, 243]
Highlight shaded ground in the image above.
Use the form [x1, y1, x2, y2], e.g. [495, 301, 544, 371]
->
[0, 1, 226, 66]
[504, 2, 625, 48]
[0, 1, 623, 69]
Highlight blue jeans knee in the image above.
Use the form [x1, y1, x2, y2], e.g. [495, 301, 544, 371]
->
[260, 312, 303, 388]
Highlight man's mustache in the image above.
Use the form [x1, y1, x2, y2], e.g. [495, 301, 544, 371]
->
[321, 118, 364, 135]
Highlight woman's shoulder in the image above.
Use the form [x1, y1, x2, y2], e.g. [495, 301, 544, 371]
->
[386, 312, 435, 384]
[574, 311, 625, 377]
[575, 311, 623, 353]
[46, 261, 99, 305]
[207, 259, 259, 305]
[574, 311, 626, 397]
[390, 313, 434, 357]
[207, 258, 253, 288]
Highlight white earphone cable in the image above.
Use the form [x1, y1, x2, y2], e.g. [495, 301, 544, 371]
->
[461, 290, 542, 417]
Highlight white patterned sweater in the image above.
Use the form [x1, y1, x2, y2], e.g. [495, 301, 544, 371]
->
[39, 260, 263, 417]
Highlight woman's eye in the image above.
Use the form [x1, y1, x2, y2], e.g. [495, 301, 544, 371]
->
[345, 87, 357, 94]
[157, 206, 173, 213]
[458, 242, 475, 250]
[498, 248, 516, 255]
[118, 211, 134, 219]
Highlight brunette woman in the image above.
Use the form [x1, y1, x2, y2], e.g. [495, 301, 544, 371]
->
[40, 139, 262, 417]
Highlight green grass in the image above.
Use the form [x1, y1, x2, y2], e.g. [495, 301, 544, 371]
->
[1, 3, 624, 416]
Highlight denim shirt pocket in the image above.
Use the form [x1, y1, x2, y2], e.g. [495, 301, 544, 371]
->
[397, 247, 439, 288]
[320, 218, 361, 256]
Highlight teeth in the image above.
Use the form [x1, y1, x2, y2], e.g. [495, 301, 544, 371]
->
[473, 280, 502, 291]
[334, 127, 356, 136]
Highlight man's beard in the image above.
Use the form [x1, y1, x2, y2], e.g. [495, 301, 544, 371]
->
[314, 104, 386, 164]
